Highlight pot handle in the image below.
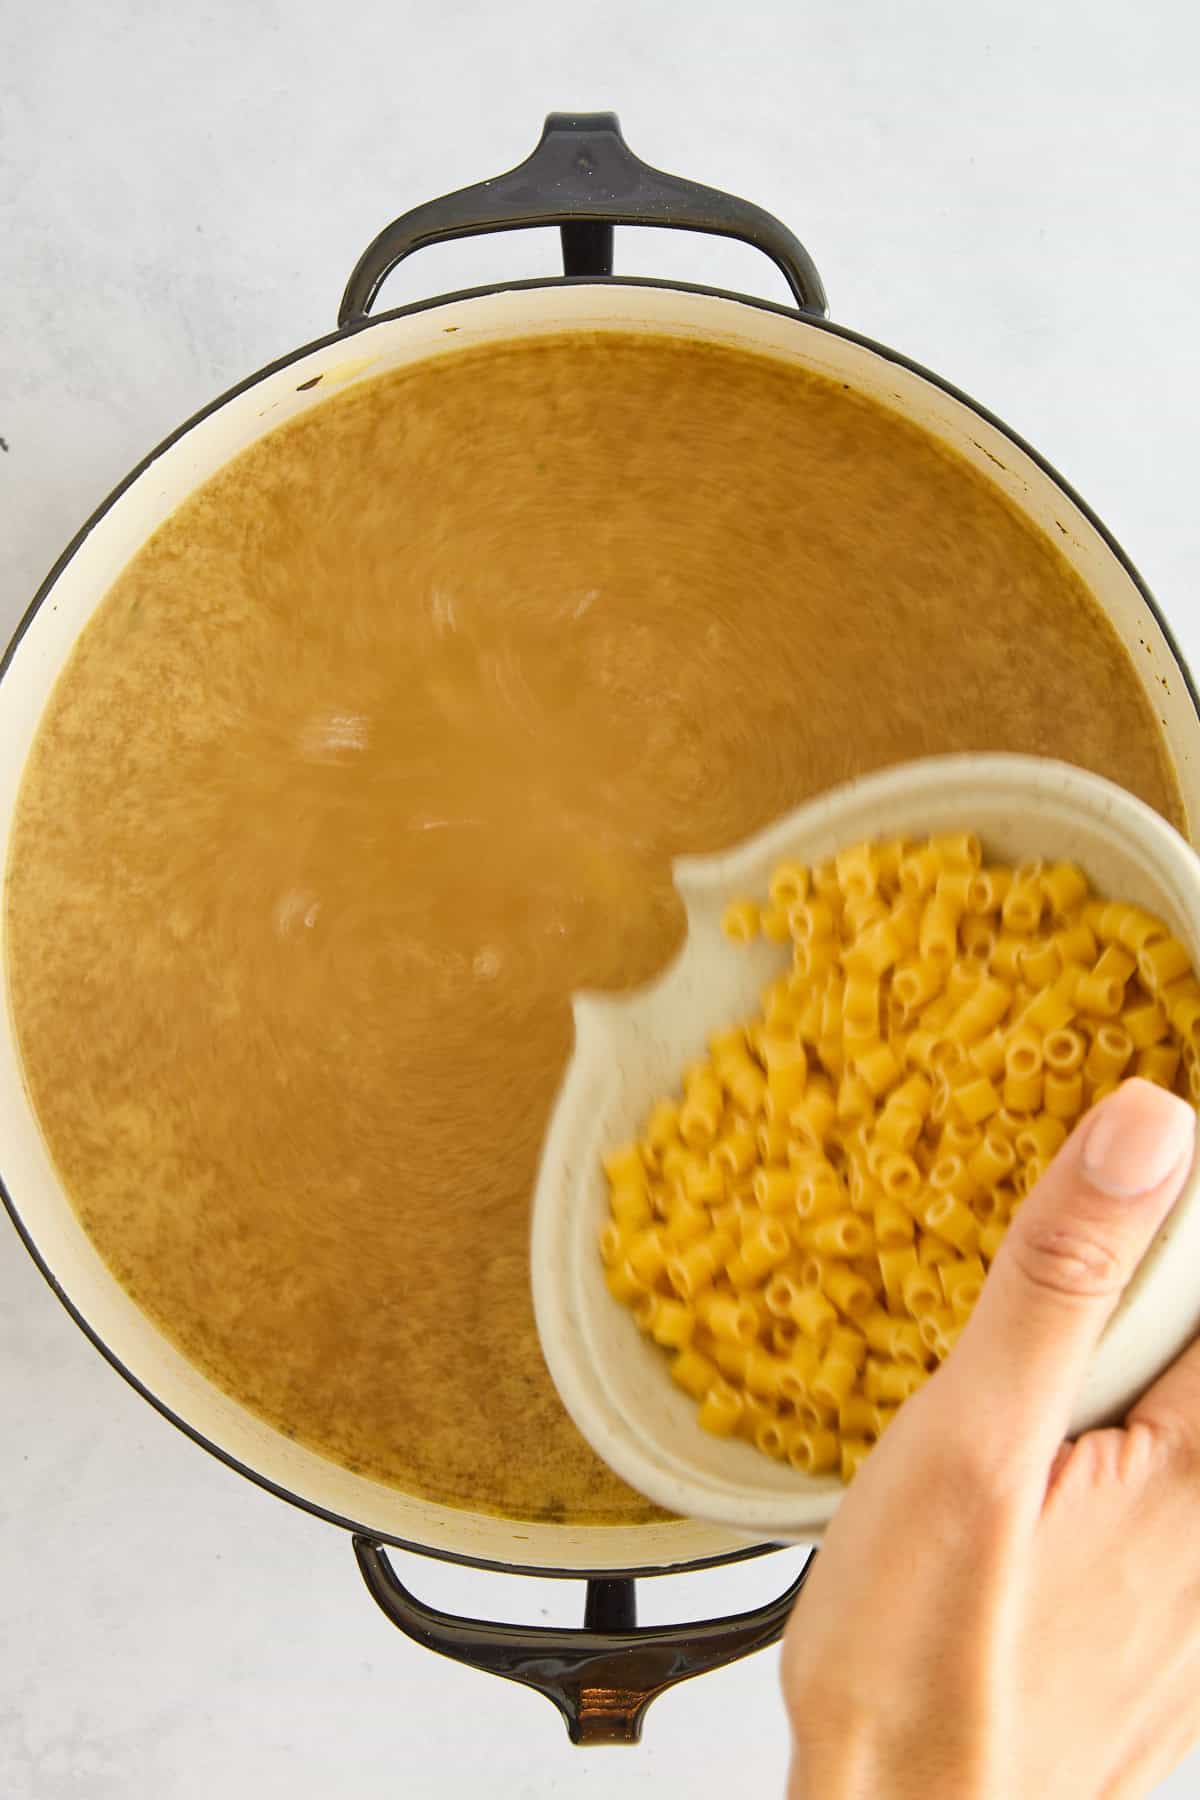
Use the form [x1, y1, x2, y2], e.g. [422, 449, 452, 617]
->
[353, 1537, 813, 1745]
[338, 112, 828, 327]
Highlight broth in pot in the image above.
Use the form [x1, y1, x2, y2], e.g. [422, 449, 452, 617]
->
[4, 332, 1180, 1524]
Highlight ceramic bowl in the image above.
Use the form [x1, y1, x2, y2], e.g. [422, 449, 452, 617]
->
[531, 754, 1200, 1540]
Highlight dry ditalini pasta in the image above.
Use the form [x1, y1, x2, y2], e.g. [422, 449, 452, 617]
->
[600, 835, 1200, 1484]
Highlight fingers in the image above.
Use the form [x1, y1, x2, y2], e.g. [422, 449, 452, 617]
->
[940, 1080, 1195, 1473]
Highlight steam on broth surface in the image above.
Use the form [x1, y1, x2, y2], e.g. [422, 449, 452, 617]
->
[5, 333, 1180, 1523]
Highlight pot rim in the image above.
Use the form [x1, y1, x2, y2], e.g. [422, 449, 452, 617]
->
[4, 271, 1197, 1579]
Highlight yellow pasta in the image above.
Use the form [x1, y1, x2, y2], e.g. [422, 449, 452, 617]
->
[1085, 1024, 1134, 1087]
[1002, 873, 1045, 935]
[711, 1126, 756, 1179]
[1137, 1043, 1181, 1088]
[811, 1348, 859, 1410]
[609, 1181, 654, 1230]
[1020, 972, 1078, 1034]
[759, 904, 793, 944]
[844, 915, 903, 977]
[754, 1416, 790, 1461]
[721, 1055, 767, 1119]
[953, 1074, 1001, 1125]
[601, 832, 1196, 1484]
[959, 915, 996, 962]
[931, 831, 982, 870]
[793, 935, 839, 981]
[892, 958, 945, 1018]
[721, 900, 760, 942]
[945, 976, 1011, 1048]
[877, 1151, 922, 1205]
[627, 1226, 671, 1283]
[1139, 936, 1192, 994]
[1167, 979, 1200, 1042]
[923, 1191, 981, 1254]
[940, 1255, 986, 1316]
[755, 1119, 790, 1168]
[966, 1129, 1016, 1190]
[1013, 1112, 1068, 1164]
[942, 1111, 982, 1153]
[946, 959, 985, 1006]
[1019, 938, 1061, 989]
[836, 1069, 875, 1129]
[794, 1162, 846, 1221]
[927, 1152, 974, 1205]
[935, 868, 974, 913]
[749, 1167, 793, 1216]
[887, 1071, 933, 1119]
[854, 1040, 903, 1097]
[643, 1097, 681, 1153]
[898, 844, 941, 898]
[697, 1292, 760, 1344]
[873, 1106, 922, 1155]
[873, 1196, 916, 1248]
[919, 894, 959, 964]
[663, 1198, 709, 1245]
[697, 1380, 744, 1436]
[1042, 861, 1090, 917]
[901, 1260, 942, 1319]
[1095, 943, 1137, 987]
[1114, 905, 1168, 953]
[877, 1244, 918, 1311]
[726, 1216, 791, 1286]
[1054, 919, 1098, 967]
[1042, 1027, 1085, 1076]
[799, 1213, 874, 1258]
[794, 897, 838, 942]
[706, 1334, 751, 1383]
[769, 862, 809, 909]
[743, 1348, 790, 1400]
[760, 1036, 807, 1121]
[788, 1426, 841, 1474]
[967, 866, 1011, 914]
[645, 1296, 697, 1349]
[666, 1230, 735, 1300]
[833, 841, 876, 901]
[1075, 968, 1125, 1018]
[967, 1026, 1008, 1081]
[838, 1394, 879, 1438]
[787, 1285, 839, 1343]
[736, 1390, 776, 1443]
[1003, 1031, 1043, 1113]
[670, 1347, 719, 1400]
[978, 1217, 1007, 1262]
[1122, 999, 1169, 1049]
[825, 1263, 875, 1320]
[1044, 1070, 1084, 1119]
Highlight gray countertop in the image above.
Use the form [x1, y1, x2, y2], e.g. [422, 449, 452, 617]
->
[3, 2, 1199, 1794]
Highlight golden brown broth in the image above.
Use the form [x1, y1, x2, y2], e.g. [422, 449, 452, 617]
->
[5, 333, 1181, 1525]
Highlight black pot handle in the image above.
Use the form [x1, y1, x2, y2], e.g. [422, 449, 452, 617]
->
[354, 1538, 813, 1745]
[338, 112, 828, 327]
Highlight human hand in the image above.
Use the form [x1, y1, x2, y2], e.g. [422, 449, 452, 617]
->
[780, 1077, 1199, 1800]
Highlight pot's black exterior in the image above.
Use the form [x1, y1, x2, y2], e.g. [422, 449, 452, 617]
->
[2, 112, 1196, 1741]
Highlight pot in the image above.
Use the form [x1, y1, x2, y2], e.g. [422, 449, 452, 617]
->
[2, 112, 1197, 1743]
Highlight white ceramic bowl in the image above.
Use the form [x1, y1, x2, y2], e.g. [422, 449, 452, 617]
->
[531, 754, 1200, 1541]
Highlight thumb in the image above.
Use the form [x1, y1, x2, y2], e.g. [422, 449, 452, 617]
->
[944, 1078, 1195, 1471]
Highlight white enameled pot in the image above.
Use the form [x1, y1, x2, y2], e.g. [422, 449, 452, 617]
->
[2, 113, 1198, 1740]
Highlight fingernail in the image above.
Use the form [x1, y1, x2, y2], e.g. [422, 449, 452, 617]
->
[1082, 1079, 1196, 1198]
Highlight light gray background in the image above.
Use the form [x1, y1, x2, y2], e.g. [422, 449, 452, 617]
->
[3, 2, 1199, 1795]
